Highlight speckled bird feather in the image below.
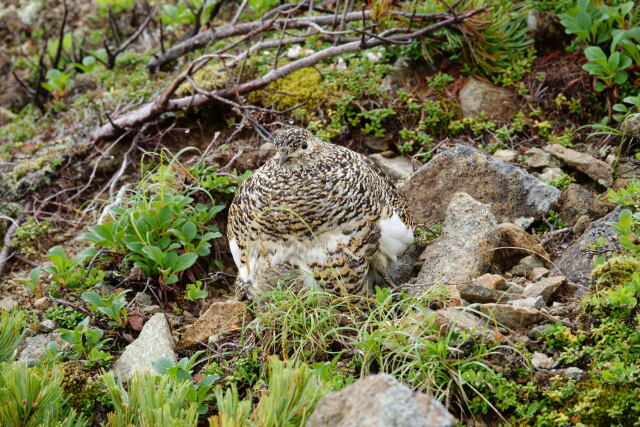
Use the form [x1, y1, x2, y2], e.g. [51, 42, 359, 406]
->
[227, 127, 414, 300]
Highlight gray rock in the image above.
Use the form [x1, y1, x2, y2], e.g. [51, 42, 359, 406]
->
[479, 304, 547, 329]
[524, 147, 562, 169]
[33, 297, 51, 311]
[537, 167, 564, 182]
[529, 267, 550, 282]
[509, 296, 545, 310]
[543, 144, 613, 187]
[142, 305, 161, 315]
[552, 207, 622, 289]
[38, 319, 57, 333]
[415, 192, 498, 286]
[507, 283, 525, 294]
[531, 351, 554, 369]
[401, 146, 560, 224]
[528, 324, 552, 340]
[458, 77, 516, 121]
[0, 296, 18, 311]
[433, 307, 498, 338]
[458, 285, 501, 304]
[510, 254, 547, 277]
[135, 292, 154, 306]
[18, 333, 67, 366]
[558, 184, 610, 226]
[620, 113, 640, 137]
[369, 154, 414, 181]
[492, 149, 517, 163]
[563, 367, 584, 381]
[524, 276, 568, 304]
[306, 374, 456, 427]
[113, 313, 176, 380]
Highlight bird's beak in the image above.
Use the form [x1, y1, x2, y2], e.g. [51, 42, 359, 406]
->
[279, 154, 289, 166]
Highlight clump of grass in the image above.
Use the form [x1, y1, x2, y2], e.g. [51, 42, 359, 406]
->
[253, 285, 526, 417]
[0, 362, 87, 426]
[0, 310, 27, 362]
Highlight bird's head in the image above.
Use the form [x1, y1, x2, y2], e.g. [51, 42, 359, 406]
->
[272, 127, 319, 166]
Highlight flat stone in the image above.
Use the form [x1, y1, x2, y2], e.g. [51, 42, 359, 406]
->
[307, 374, 457, 427]
[529, 267, 550, 281]
[524, 147, 562, 169]
[474, 273, 508, 290]
[0, 296, 18, 311]
[368, 154, 414, 181]
[479, 304, 547, 329]
[492, 149, 516, 163]
[18, 333, 67, 366]
[458, 77, 516, 121]
[510, 254, 546, 278]
[33, 297, 51, 311]
[509, 296, 545, 310]
[402, 146, 560, 224]
[531, 352, 554, 369]
[458, 285, 502, 304]
[415, 193, 498, 286]
[524, 276, 567, 304]
[543, 144, 613, 187]
[113, 313, 176, 380]
[433, 308, 498, 338]
[38, 319, 57, 333]
[537, 167, 564, 182]
[178, 301, 249, 350]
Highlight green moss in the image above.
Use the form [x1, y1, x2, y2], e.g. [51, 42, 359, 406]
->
[249, 67, 323, 119]
[591, 256, 640, 288]
[175, 62, 228, 97]
[60, 361, 108, 418]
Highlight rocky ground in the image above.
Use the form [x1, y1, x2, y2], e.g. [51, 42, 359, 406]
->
[1, 0, 640, 426]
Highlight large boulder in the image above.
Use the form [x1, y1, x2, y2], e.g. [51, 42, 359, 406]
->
[552, 207, 622, 290]
[113, 313, 176, 380]
[401, 146, 560, 224]
[416, 192, 498, 286]
[458, 77, 517, 121]
[543, 144, 613, 187]
[306, 374, 456, 427]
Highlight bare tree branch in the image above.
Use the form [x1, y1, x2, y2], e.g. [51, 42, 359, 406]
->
[94, 7, 485, 142]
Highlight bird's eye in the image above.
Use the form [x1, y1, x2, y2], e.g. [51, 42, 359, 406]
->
[301, 142, 308, 149]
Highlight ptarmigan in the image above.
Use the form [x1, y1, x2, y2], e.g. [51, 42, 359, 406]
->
[227, 127, 414, 300]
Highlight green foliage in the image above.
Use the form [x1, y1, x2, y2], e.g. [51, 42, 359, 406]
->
[203, 347, 263, 392]
[18, 266, 42, 297]
[184, 281, 208, 300]
[582, 46, 631, 92]
[209, 357, 329, 427]
[103, 370, 200, 427]
[188, 164, 252, 195]
[58, 318, 112, 368]
[544, 210, 567, 230]
[413, 223, 442, 245]
[43, 246, 97, 290]
[406, 0, 533, 85]
[545, 172, 575, 190]
[81, 290, 129, 328]
[254, 285, 525, 415]
[44, 304, 85, 329]
[42, 69, 73, 98]
[153, 350, 219, 414]
[613, 95, 640, 121]
[609, 209, 640, 255]
[0, 310, 27, 362]
[80, 158, 225, 285]
[10, 218, 51, 255]
[0, 362, 88, 426]
[559, 0, 635, 45]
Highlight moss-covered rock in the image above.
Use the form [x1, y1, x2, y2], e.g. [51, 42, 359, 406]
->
[591, 256, 640, 288]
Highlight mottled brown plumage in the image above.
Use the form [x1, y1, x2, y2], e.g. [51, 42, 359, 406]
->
[227, 127, 414, 300]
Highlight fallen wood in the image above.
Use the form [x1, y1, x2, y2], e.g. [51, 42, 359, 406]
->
[147, 9, 454, 72]
[93, 7, 484, 143]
